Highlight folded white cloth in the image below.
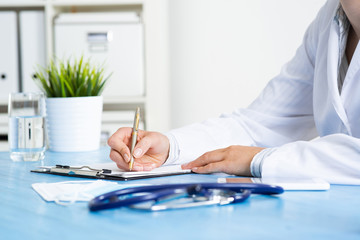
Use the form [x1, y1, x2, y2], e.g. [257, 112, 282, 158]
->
[32, 180, 119, 205]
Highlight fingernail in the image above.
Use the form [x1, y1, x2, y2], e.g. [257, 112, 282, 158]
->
[192, 167, 198, 171]
[134, 148, 142, 158]
[124, 153, 130, 162]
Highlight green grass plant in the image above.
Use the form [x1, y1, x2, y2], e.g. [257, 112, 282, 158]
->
[33, 56, 111, 97]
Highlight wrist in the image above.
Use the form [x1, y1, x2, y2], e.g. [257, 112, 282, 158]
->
[250, 148, 277, 177]
[163, 133, 180, 165]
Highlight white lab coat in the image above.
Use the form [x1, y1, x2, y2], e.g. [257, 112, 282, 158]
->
[166, 0, 360, 184]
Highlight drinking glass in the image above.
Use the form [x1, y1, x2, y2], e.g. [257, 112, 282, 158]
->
[8, 92, 46, 161]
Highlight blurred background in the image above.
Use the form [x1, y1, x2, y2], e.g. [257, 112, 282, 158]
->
[0, 0, 326, 150]
[168, 0, 325, 127]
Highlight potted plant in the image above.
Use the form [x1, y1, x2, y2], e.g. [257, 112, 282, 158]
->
[33, 57, 110, 152]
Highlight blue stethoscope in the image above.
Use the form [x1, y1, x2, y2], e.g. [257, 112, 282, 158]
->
[89, 183, 284, 211]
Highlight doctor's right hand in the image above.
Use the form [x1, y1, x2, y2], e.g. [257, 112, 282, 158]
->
[107, 127, 170, 171]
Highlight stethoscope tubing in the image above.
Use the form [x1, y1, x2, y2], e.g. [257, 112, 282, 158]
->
[89, 183, 284, 211]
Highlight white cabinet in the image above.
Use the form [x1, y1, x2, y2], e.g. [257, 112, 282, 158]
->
[0, 12, 19, 103]
[54, 12, 144, 98]
[20, 11, 46, 93]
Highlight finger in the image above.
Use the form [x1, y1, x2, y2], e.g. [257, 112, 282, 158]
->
[132, 161, 157, 172]
[110, 149, 130, 170]
[108, 139, 131, 163]
[108, 127, 132, 149]
[131, 162, 144, 171]
[191, 161, 225, 174]
[116, 162, 130, 171]
[108, 127, 132, 145]
[182, 149, 225, 169]
[132, 135, 153, 158]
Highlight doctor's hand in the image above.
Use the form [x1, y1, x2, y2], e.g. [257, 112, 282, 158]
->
[181, 145, 265, 176]
[108, 127, 170, 171]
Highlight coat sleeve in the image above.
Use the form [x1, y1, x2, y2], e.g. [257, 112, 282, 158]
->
[259, 134, 360, 184]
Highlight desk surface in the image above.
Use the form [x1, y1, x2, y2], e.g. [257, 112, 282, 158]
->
[1, 148, 359, 240]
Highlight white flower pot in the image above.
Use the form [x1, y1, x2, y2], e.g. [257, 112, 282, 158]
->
[45, 96, 103, 152]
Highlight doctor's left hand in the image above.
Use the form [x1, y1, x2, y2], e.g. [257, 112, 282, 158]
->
[181, 145, 265, 176]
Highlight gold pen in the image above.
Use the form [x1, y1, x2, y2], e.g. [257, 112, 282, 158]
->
[129, 107, 140, 171]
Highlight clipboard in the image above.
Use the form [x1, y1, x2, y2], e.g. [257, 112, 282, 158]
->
[31, 163, 192, 181]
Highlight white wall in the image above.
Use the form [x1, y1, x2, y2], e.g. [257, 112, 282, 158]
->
[168, 0, 326, 129]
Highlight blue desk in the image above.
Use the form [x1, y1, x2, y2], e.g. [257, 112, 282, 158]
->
[1, 148, 359, 240]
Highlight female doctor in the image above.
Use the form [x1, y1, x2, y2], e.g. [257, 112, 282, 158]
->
[108, 0, 360, 184]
